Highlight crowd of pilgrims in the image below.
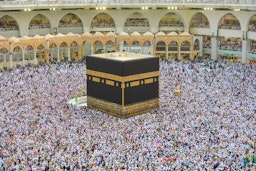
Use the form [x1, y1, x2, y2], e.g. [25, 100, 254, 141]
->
[0, 59, 255, 171]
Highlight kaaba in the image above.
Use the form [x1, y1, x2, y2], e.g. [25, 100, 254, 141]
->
[86, 52, 159, 118]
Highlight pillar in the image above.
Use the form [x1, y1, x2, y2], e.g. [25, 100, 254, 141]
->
[4, 53, 6, 64]
[116, 25, 123, 34]
[91, 46, 94, 55]
[190, 46, 194, 60]
[67, 47, 71, 61]
[45, 40, 49, 64]
[241, 40, 247, 64]
[165, 46, 168, 60]
[178, 46, 181, 60]
[34, 50, 37, 65]
[150, 26, 158, 34]
[57, 48, 60, 62]
[115, 44, 119, 52]
[22, 51, 25, 66]
[9, 43, 13, 68]
[78, 45, 82, 59]
[45, 49, 49, 64]
[211, 37, 218, 60]
[152, 45, 156, 56]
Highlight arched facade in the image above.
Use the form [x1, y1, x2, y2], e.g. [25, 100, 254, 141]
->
[28, 14, 51, 36]
[0, 8, 256, 66]
[158, 12, 184, 33]
[91, 13, 116, 33]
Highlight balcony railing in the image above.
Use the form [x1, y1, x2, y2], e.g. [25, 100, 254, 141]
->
[0, 0, 255, 8]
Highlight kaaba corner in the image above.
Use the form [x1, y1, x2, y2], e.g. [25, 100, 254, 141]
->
[86, 52, 159, 119]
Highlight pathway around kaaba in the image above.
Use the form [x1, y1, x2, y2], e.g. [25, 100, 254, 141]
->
[67, 96, 87, 107]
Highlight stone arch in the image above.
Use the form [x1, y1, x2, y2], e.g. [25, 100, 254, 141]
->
[105, 40, 115, 53]
[131, 40, 141, 54]
[70, 41, 78, 59]
[143, 40, 152, 55]
[0, 47, 9, 64]
[124, 12, 150, 33]
[36, 44, 45, 63]
[180, 40, 191, 60]
[131, 40, 140, 47]
[180, 41, 191, 51]
[0, 15, 19, 37]
[189, 12, 209, 28]
[0, 47, 8, 53]
[12, 46, 23, 65]
[49, 43, 58, 62]
[248, 14, 256, 31]
[158, 12, 184, 33]
[156, 41, 166, 59]
[143, 40, 151, 46]
[25, 45, 34, 61]
[29, 14, 50, 30]
[156, 41, 166, 51]
[119, 40, 129, 52]
[194, 39, 200, 51]
[58, 13, 83, 34]
[90, 12, 116, 33]
[168, 41, 178, 51]
[218, 13, 241, 30]
[59, 42, 68, 61]
[81, 40, 91, 58]
[93, 41, 104, 54]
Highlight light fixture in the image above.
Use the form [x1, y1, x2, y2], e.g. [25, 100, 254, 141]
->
[142, 7, 144, 10]
[96, 6, 106, 10]
[204, 7, 213, 11]
[24, 8, 31, 12]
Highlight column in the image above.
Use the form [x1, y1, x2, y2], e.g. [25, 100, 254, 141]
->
[4, 53, 6, 65]
[91, 46, 94, 55]
[22, 51, 25, 66]
[45, 40, 49, 64]
[67, 47, 71, 61]
[9, 43, 13, 68]
[57, 48, 60, 62]
[241, 40, 247, 64]
[10, 53, 13, 68]
[45, 49, 49, 64]
[34, 50, 37, 65]
[211, 37, 218, 60]
[165, 46, 168, 60]
[115, 44, 119, 52]
[152, 37, 156, 56]
[190, 46, 194, 60]
[178, 45, 181, 60]
[152, 45, 156, 56]
[78, 45, 82, 59]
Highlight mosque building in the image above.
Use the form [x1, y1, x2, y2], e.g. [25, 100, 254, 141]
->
[0, 0, 256, 68]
